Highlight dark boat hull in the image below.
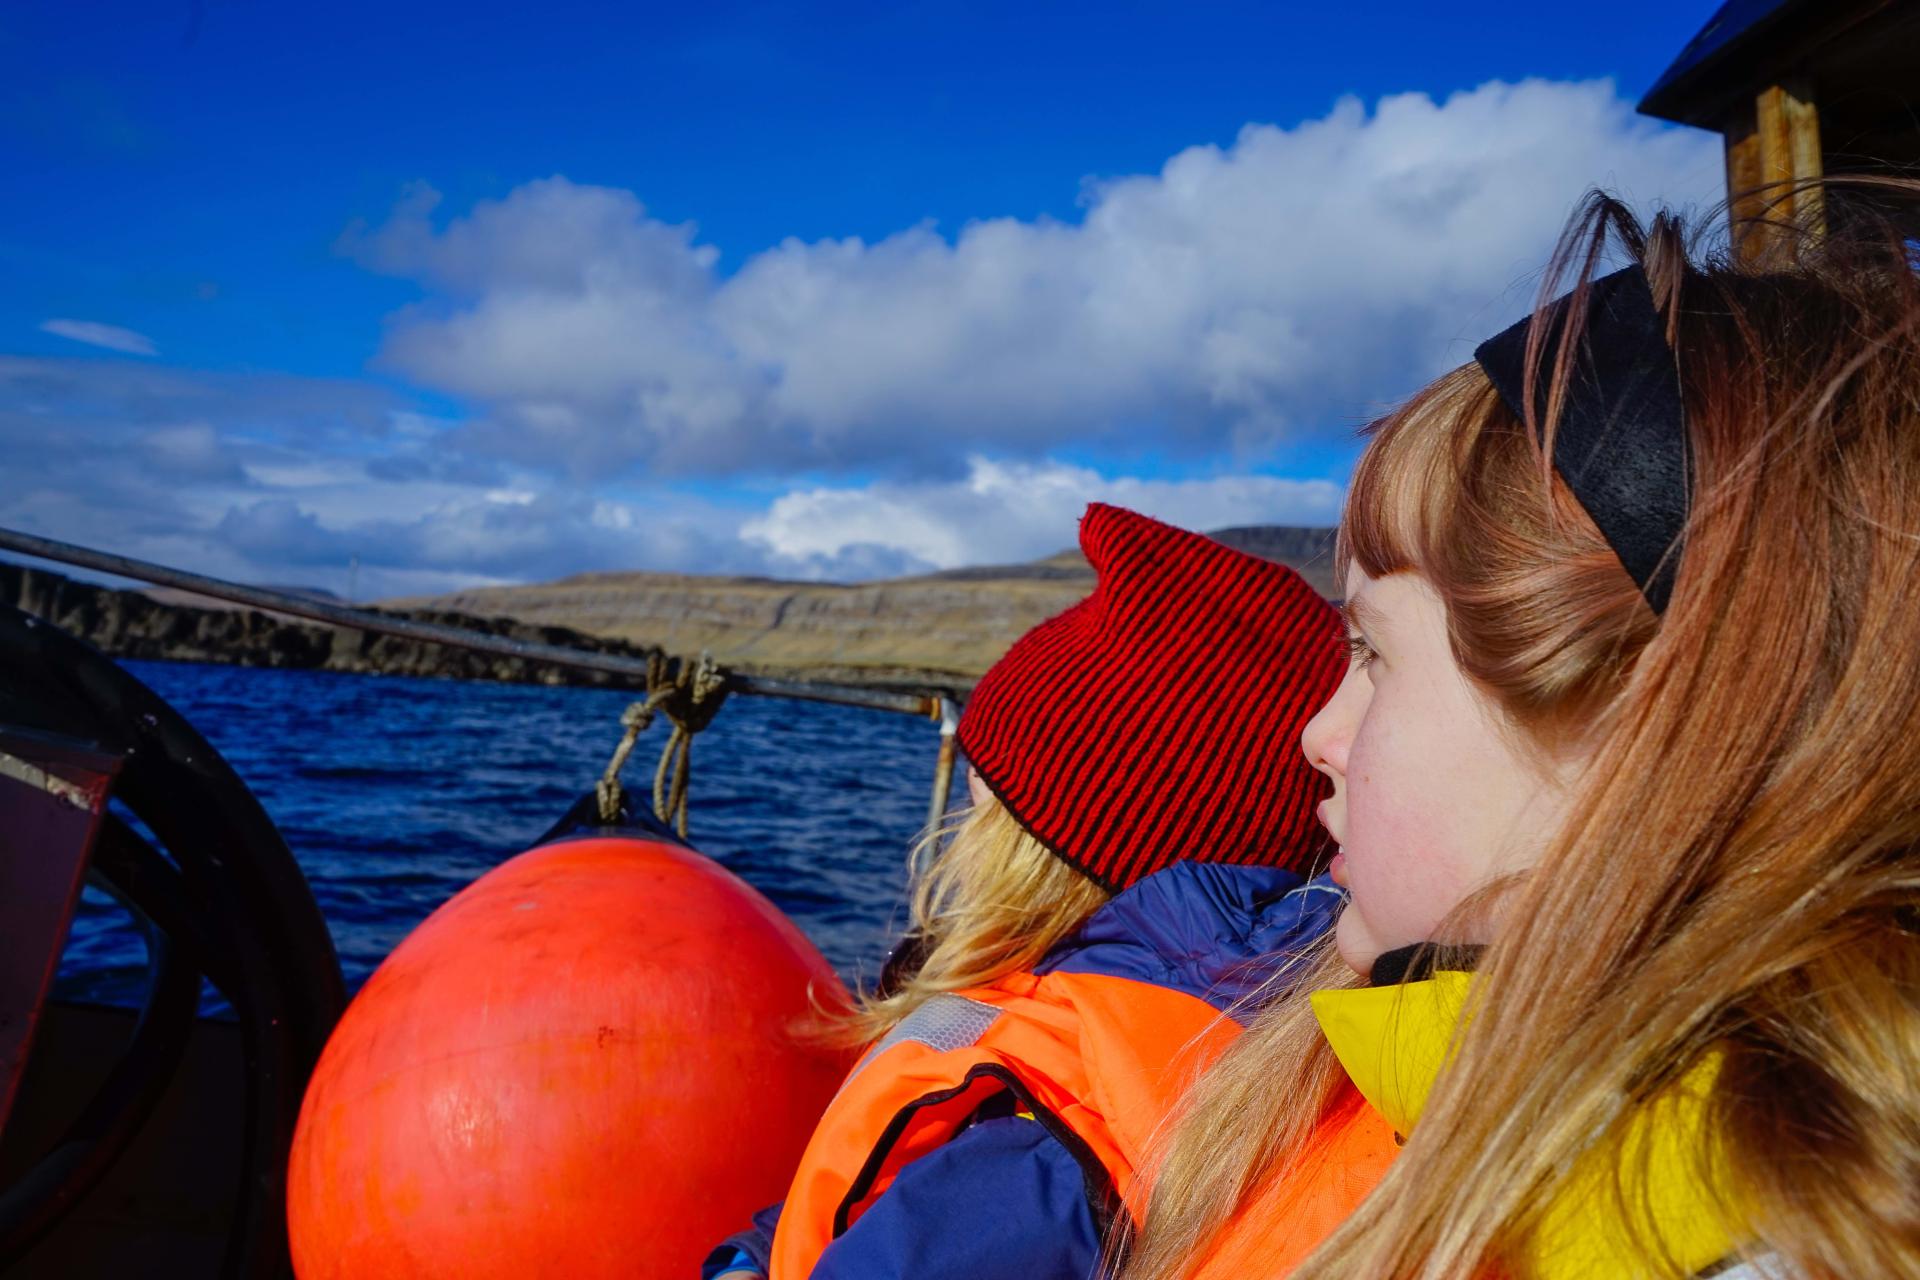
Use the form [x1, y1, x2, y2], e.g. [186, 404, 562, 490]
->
[1, 1003, 245, 1277]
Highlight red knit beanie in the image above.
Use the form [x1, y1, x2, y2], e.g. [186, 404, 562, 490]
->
[956, 503, 1345, 891]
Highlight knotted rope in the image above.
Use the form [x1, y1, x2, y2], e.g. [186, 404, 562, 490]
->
[594, 652, 732, 837]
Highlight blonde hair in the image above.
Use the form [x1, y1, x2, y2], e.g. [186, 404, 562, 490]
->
[1123, 185, 1920, 1280]
[820, 793, 1110, 1047]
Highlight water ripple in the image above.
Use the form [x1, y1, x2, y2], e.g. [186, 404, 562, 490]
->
[54, 661, 954, 1011]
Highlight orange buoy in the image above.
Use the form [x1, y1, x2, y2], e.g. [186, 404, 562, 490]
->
[286, 834, 852, 1279]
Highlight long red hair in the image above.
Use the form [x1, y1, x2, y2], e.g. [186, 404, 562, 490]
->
[1123, 183, 1920, 1278]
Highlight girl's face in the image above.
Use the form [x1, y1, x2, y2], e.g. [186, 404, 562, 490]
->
[1301, 567, 1578, 978]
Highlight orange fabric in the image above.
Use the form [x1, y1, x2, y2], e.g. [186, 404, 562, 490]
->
[769, 970, 1241, 1280]
[1184, 1087, 1401, 1279]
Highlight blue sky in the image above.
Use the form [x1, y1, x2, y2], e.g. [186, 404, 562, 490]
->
[2, 0, 1726, 596]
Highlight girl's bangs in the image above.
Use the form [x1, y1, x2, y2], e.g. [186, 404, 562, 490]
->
[1337, 365, 1492, 590]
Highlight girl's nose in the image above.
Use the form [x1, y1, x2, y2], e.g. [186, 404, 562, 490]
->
[1301, 671, 1359, 781]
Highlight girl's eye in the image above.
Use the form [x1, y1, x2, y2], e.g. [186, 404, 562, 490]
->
[1345, 633, 1378, 670]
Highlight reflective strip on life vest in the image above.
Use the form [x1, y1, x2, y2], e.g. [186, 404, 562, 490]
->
[842, 993, 1003, 1088]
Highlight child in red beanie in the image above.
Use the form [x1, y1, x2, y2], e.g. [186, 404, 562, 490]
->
[705, 503, 1347, 1280]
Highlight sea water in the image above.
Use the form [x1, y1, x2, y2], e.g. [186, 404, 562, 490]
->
[53, 660, 951, 1013]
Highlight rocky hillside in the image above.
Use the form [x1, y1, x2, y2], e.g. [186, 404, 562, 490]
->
[2, 525, 1336, 693]
[389, 525, 1338, 688]
[1, 562, 667, 689]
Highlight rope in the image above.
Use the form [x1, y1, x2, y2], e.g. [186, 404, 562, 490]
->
[594, 652, 732, 837]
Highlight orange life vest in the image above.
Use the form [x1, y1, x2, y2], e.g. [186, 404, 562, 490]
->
[1183, 1086, 1401, 1278]
[768, 967, 1243, 1280]
[1181, 974, 1469, 1278]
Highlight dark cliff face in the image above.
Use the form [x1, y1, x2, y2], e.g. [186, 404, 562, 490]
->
[0, 563, 668, 690]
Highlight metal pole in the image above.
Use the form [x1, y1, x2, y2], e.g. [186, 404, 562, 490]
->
[727, 674, 937, 718]
[925, 697, 960, 834]
[0, 527, 940, 719]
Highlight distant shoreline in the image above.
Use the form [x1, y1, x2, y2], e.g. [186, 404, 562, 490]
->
[2, 560, 981, 695]
[2, 525, 1334, 696]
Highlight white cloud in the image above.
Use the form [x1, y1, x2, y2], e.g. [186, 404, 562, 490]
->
[206, 485, 761, 597]
[348, 78, 1720, 479]
[39, 318, 159, 356]
[3, 351, 1321, 590]
[741, 456, 1345, 577]
[10, 81, 1728, 598]
[138, 422, 244, 481]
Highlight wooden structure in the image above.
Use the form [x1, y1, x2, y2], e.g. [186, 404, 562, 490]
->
[1639, 0, 1920, 260]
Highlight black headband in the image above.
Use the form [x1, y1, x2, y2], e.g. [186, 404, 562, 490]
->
[1473, 266, 1690, 615]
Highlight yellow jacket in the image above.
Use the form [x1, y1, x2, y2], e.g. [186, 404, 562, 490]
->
[1309, 971, 1741, 1279]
